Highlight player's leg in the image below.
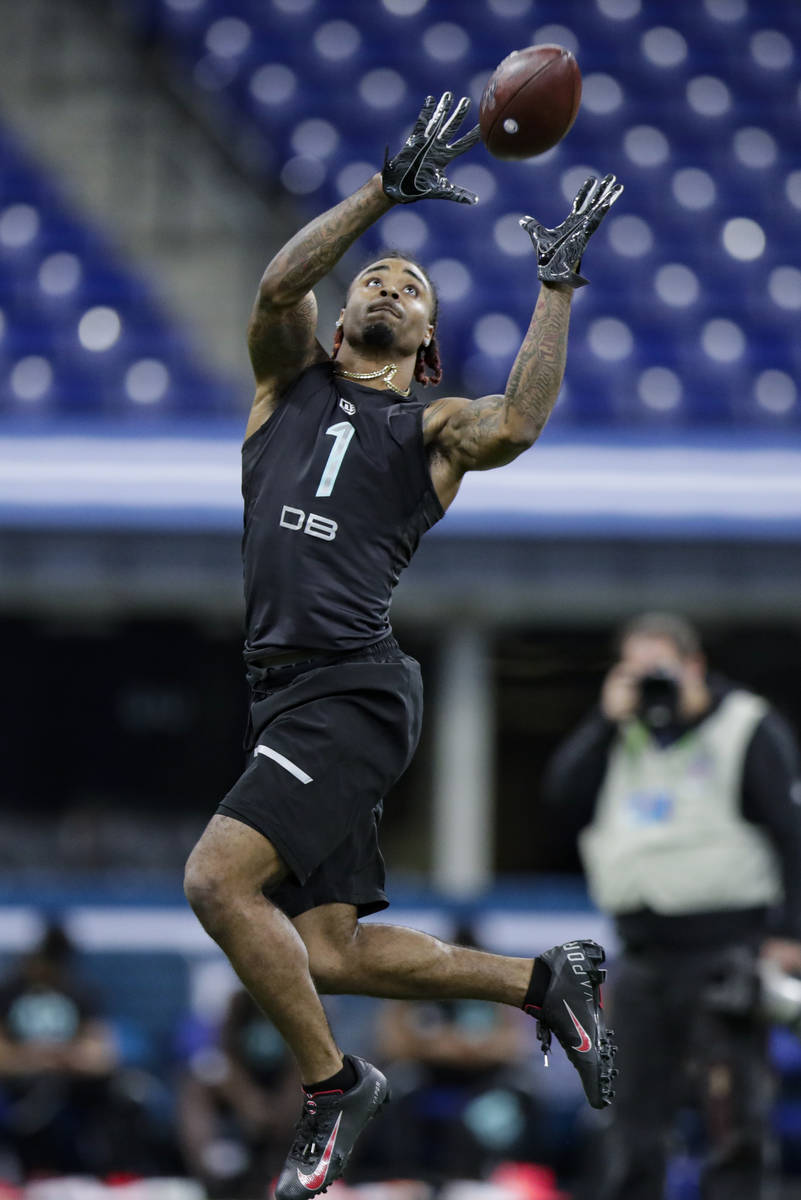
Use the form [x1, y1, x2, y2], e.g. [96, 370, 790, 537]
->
[296, 901, 530, 1002]
[273, 653, 615, 1104]
[295, 902, 615, 1108]
[184, 814, 343, 1084]
[185, 760, 394, 1200]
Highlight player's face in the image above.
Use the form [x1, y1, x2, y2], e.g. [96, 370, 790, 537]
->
[341, 259, 435, 357]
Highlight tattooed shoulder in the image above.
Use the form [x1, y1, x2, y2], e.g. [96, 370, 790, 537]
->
[422, 395, 468, 444]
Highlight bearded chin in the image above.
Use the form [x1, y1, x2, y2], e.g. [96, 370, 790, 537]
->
[362, 321, 395, 351]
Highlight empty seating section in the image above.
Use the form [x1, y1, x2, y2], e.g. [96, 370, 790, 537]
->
[5, 0, 801, 426]
[0, 129, 236, 420]
[116, 0, 801, 427]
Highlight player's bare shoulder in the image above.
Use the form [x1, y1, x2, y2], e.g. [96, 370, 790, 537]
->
[422, 392, 508, 509]
[423, 391, 510, 454]
[421, 394, 472, 444]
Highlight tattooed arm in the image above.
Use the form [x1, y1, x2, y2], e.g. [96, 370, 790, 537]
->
[422, 174, 623, 506]
[424, 283, 573, 509]
[245, 174, 393, 440]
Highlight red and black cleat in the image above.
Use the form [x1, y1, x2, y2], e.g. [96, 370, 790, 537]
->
[275, 1057, 390, 1199]
[525, 939, 617, 1109]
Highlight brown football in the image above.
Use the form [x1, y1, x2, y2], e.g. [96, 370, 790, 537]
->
[479, 44, 582, 160]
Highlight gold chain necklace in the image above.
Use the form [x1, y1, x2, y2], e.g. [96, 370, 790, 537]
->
[335, 362, 411, 397]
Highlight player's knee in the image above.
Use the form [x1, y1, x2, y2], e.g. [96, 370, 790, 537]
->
[183, 846, 238, 934]
[184, 816, 289, 934]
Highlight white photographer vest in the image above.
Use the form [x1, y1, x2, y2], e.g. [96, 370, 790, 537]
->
[578, 691, 783, 916]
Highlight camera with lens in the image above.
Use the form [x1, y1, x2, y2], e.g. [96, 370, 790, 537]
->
[637, 669, 681, 729]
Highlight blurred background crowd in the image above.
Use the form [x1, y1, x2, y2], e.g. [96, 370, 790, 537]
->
[2, 0, 801, 1196]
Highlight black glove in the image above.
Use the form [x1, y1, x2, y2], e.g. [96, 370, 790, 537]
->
[382, 92, 480, 205]
[520, 174, 624, 288]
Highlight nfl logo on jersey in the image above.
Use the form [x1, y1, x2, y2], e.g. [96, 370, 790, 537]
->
[339, 398, 356, 415]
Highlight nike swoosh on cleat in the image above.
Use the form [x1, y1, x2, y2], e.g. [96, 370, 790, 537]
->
[563, 1001, 593, 1052]
[296, 1112, 342, 1192]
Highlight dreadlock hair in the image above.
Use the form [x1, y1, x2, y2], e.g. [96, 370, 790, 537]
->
[333, 249, 443, 388]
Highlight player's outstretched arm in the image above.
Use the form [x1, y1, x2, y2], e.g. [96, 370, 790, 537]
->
[246, 173, 392, 435]
[246, 92, 479, 439]
[423, 282, 573, 499]
[424, 175, 623, 506]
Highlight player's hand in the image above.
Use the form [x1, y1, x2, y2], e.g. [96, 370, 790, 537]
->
[382, 92, 480, 205]
[520, 173, 624, 288]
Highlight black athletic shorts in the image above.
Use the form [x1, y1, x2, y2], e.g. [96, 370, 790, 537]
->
[217, 636, 423, 919]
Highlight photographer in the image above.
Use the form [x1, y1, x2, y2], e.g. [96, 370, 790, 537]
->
[543, 612, 801, 1200]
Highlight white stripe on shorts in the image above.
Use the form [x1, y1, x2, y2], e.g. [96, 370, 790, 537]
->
[253, 744, 313, 784]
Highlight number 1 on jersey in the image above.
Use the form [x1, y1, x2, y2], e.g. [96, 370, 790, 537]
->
[315, 421, 355, 498]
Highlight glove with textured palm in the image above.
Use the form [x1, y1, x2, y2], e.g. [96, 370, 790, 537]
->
[382, 92, 480, 205]
[520, 174, 624, 288]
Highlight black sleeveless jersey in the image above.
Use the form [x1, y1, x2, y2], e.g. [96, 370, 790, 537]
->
[241, 362, 444, 657]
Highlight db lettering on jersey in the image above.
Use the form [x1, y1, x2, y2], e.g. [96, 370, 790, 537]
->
[279, 505, 338, 542]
